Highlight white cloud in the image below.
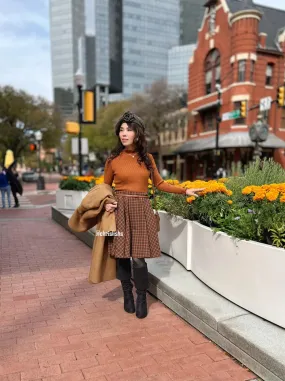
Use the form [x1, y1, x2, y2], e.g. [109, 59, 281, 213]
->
[0, 0, 52, 100]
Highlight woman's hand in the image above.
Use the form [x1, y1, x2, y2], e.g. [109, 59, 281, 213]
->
[105, 201, 118, 212]
[186, 188, 205, 197]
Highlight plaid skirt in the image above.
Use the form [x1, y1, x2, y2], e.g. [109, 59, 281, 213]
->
[107, 190, 161, 259]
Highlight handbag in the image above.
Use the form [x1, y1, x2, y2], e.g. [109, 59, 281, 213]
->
[150, 168, 160, 232]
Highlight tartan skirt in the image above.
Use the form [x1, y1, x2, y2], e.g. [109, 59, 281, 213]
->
[107, 190, 161, 259]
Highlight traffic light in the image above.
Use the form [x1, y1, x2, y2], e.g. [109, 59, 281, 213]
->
[240, 101, 247, 118]
[29, 143, 37, 152]
[277, 85, 285, 107]
[65, 121, 79, 134]
[83, 90, 96, 123]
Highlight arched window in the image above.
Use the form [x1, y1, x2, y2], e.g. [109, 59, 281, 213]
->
[204, 49, 221, 95]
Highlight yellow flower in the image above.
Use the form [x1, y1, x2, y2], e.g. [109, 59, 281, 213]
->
[266, 190, 279, 202]
[227, 200, 233, 205]
[280, 194, 285, 203]
[186, 196, 196, 204]
[242, 186, 253, 195]
[150, 190, 154, 194]
[253, 191, 266, 201]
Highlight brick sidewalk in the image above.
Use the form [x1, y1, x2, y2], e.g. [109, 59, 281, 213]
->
[0, 207, 257, 381]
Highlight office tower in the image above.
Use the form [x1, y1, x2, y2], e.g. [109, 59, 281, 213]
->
[180, 0, 205, 45]
[122, 0, 180, 98]
[50, 0, 85, 117]
[167, 44, 196, 89]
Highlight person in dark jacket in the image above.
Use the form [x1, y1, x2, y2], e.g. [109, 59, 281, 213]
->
[6, 162, 22, 208]
[0, 166, 11, 208]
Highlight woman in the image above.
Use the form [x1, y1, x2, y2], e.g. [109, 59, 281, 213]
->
[6, 162, 22, 208]
[104, 111, 204, 319]
[0, 166, 11, 208]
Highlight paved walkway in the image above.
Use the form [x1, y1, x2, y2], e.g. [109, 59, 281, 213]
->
[0, 202, 258, 381]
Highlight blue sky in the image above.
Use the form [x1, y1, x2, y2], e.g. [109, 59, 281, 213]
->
[0, 0, 284, 102]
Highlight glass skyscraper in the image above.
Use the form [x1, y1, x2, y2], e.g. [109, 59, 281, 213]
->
[50, 0, 85, 117]
[167, 44, 196, 89]
[180, 0, 205, 45]
[122, 0, 180, 97]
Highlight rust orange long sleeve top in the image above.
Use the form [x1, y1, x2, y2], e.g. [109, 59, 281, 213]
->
[103, 149, 187, 195]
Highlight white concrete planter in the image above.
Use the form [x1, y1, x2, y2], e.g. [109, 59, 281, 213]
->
[191, 221, 285, 329]
[56, 189, 88, 210]
[158, 210, 193, 270]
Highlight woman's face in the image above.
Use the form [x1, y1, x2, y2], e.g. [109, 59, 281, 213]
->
[119, 122, 136, 147]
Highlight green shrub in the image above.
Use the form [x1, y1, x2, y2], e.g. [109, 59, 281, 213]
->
[59, 177, 95, 191]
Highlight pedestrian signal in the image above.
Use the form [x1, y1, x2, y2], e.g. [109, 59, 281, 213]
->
[29, 143, 37, 152]
[277, 86, 285, 107]
[240, 101, 247, 118]
[65, 121, 79, 134]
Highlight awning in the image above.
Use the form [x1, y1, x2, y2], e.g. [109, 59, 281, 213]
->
[193, 100, 220, 113]
[174, 132, 285, 154]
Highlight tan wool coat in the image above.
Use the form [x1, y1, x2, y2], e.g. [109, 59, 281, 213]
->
[68, 183, 117, 284]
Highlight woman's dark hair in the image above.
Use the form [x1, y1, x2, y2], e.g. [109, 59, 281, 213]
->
[107, 111, 153, 171]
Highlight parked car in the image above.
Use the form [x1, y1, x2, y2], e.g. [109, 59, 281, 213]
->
[21, 171, 39, 182]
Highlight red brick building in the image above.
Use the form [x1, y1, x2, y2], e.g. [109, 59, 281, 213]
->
[176, 0, 285, 180]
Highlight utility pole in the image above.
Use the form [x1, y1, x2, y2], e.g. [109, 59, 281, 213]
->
[215, 84, 222, 170]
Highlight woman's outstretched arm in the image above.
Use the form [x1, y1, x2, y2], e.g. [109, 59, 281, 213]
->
[148, 154, 186, 195]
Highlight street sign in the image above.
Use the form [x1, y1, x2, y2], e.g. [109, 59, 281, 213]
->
[222, 110, 240, 121]
[71, 138, 89, 155]
[260, 96, 272, 112]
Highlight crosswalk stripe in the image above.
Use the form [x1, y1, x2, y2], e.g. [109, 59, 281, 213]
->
[1, 194, 33, 208]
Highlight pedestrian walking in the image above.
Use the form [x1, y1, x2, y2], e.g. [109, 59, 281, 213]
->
[103, 111, 204, 318]
[0, 166, 11, 208]
[6, 162, 22, 208]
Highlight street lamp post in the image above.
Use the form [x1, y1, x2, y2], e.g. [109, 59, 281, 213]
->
[34, 130, 45, 190]
[215, 84, 222, 170]
[75, 69, 84, 176]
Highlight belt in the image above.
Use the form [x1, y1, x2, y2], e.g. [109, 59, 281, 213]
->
[115, 192, 149, 198]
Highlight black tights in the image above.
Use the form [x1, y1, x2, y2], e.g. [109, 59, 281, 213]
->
[116, 258, 149, 291]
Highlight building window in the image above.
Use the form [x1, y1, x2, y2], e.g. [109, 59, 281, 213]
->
[263, 109, 270, 124]
[265, 63, 274, 86]
[175, 130, 178, 141]
[234, 101, 246, 125]
[250, 60, 255, 82]
[204, 49, 221, 94]
[181, 126, 185, 140]
[238, 60, 246, 82]
[202, 110, 216, 132]
[231, 62, 234, 83]
[193, 118, 198, 135]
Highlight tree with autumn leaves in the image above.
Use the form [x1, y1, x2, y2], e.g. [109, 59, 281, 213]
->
[0, 86, 63, 163]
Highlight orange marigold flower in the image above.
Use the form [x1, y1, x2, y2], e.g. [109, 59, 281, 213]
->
[227, 200, 233, 205]
[186, 196, 196, 204]
[280, 194, 285, 203]
[242, 186, 252, 195]
[253, 191, 266, 201]
[266, 190, 279, 202]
